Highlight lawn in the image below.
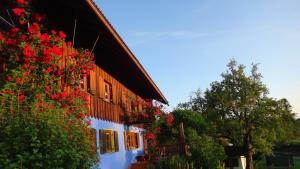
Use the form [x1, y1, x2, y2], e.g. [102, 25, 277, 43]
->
[294, 157, 300, 169]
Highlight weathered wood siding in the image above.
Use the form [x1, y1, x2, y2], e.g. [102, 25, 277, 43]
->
[88, 65, 144, 123]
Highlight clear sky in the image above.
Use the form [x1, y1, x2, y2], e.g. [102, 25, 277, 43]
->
[96, 0, 300, 117]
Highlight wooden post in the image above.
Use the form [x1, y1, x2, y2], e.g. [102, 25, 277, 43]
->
[179, 121, 187, 156]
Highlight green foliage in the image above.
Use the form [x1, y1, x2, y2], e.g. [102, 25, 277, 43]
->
[0, 109, 97, 169]
[294, 157, 300, 169]
[148, 155, 196, 169]
[253, 158, 268, 169]
[188, 135, 225, 169]
[179, 59, 297, 169]
[172, 109, 207, 135]
[289, 118, 300, 144]
[156, 109, 225, 169]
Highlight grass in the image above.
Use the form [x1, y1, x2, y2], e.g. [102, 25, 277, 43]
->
[253, 158, 267, 169]
[294, 157, 300, 169]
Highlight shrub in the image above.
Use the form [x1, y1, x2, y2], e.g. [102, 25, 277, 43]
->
[0, 110, 96, 169]
[189, 135, 225, 169]
[0, 0, 97, 168]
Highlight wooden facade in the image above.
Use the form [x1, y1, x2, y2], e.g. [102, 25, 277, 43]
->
[88, 65, 145, 123]
[59, 44, 146, 124]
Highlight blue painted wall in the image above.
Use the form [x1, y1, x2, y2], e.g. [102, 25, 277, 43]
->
[90, 118, 145, 169]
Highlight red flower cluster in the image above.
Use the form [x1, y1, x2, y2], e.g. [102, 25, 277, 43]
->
[58, 31, 66, 39]
[146, 133, 155, 139]
[166, 114, 174, 126]
[17, 0, 28, 5]
[18, 94, 25, 101]
[28, 23, 40, 35]
[12, 8, 25, 16]
[50, 91, 68, 101]
[23, 44, 36, 58]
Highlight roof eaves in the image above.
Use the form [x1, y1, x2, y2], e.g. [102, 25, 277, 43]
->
[84, 0, 168, 104]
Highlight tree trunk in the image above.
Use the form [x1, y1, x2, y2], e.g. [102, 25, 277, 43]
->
[244, 133, 253, 169]
[245, 149, 253, 169]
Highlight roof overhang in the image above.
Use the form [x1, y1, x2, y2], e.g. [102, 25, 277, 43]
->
[28, 0, 168, 104]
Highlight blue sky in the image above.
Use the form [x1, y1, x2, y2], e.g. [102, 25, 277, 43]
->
[96, 0, 300, 117]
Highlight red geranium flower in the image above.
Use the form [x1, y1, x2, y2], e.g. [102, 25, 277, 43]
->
[87, 120, 92, 126]
[51, 45, 62, 56]
[67, 41, 72, 47]
[10, 28, 20, 36]
[156, 127, 161, 134]
[156, 146, 161, 152]
[166, 114, 174, 126]
[17, 0, 28, 5]
[15, 77, 21, 84]
[29, 65, 34, 70]
[36, 94, 41, 99]
[18, 94, 25, 101]
[56, 69, 62, 76]
[28, 23, 40, 35]
[12, 8, 25, 16]
[23, 64, 28, 69]
[46, 67, 53, 73]
[146, 133, 155, 139]
[51, 30, 57, 35]
[45, 86, 50, 94]
[76, 112, 86, 119]
[153, 108, 161, 116]
[143, 112, 149, 119]
[51, 94, 58, 100]
[58, 31, 66, 39]
[19, 19, 26, 25]
[60, 91, 67, 98]
[6, 76, 12, 81]
[33, 14, 43, 22]
[22, 44, 36, 58]
[39, 33, 50, 42]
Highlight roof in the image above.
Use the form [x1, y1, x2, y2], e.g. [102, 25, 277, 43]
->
[84, 0, 168, 104]
[30, 0, 168, 104]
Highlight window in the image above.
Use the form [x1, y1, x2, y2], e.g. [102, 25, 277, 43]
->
[124, 131, 139, 150]
[99, 129, 119, 154]
[104, 81, 113, 102]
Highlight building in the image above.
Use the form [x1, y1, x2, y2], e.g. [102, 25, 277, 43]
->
[1, 0, 168, 169]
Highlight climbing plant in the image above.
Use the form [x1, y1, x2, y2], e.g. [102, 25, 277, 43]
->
[0, 0, 97, 168]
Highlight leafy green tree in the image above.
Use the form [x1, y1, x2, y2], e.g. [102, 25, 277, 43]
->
[180, 60, 295, 169]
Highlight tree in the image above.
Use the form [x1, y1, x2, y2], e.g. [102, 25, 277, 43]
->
[181, 60, 295, 169]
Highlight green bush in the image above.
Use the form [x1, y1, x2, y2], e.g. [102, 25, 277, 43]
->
[0, 109, 98, 169]
[188, 135, 225, 169]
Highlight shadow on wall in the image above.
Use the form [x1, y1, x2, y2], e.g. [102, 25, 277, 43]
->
[125, 150, 134, 166]
[91, 118, 145, 169]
